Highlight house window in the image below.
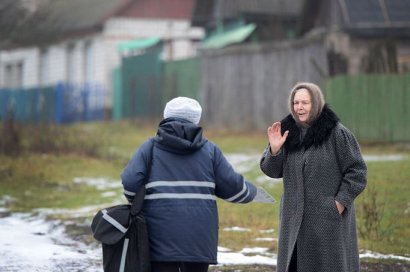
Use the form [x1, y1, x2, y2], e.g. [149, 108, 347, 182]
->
[4, 62, 23, 88]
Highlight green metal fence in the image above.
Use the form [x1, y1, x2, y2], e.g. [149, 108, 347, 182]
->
[162, 58, 201, 102]
[112, 53, 201, 120]
[122, 51, 163, 119]
[323, 74, 410, 142]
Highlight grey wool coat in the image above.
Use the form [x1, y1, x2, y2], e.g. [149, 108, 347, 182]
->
[260, 105, 367, 272]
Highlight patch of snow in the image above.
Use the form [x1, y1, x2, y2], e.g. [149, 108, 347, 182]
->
[360, 250, 410, 262]
[223, 226, 251, 232]
[73, 177, 122, 190]
[240, 247, 269, 254]
[259, 229, 275, 233]
[255, 237, 277, 242]
[218, 246, 232, 252]
[363, 154, 407, 162]
[217, 251, 277, 266]
[0, 213, 101, 271]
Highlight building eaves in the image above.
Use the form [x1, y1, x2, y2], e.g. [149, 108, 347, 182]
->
[0, 0, 129, 49]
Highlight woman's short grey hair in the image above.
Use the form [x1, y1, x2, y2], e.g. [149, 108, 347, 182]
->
[289, 82, 325, 125]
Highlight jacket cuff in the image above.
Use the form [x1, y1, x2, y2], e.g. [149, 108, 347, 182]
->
[267, 144, 282, 157]
[335, 193, 353, 210]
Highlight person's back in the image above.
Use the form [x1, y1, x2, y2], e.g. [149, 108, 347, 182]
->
[121, 97, 257, 272]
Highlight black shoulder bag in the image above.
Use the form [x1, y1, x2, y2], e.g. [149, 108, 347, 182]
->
[91, 141, 154, 272]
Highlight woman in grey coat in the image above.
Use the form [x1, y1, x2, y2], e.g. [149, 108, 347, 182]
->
[260, 82, 367, 272]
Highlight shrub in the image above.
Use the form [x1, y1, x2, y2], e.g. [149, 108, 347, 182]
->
[0, 111, 21, 156]
[357, 185, 386, 240]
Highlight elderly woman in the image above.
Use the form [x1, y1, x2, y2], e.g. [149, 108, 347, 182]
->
[260, 82, 367, 272]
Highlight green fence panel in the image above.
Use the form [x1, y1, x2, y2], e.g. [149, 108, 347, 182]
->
[121, 51, 163, 119]
[162, 57, 201, 103]
[113, 55, 201, 120]
[405, 75, 410, 140]
[323, 74, 410, 143]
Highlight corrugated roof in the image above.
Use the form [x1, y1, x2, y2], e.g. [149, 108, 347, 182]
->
[343, 0, 410, 25]
[192, 0, 305, 27]
[386, 0, 410, 23]
[214, 0, 303, 18]
[337, 0, 410, 37]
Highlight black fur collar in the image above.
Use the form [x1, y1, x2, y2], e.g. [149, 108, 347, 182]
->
[281, 104, 340, 152]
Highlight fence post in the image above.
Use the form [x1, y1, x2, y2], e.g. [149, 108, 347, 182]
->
[54, 82, 64, 124]
[82, 84, 89, 121]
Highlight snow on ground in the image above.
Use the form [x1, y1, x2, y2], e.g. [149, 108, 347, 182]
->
[1, 209, 409, 271]
[0, 213, 101, 272]
[360, 251, 410, 262]
[0, 212, 278, 271]
[0, 153, 408, 271]
[223, 226, 251, 232]
[363, 154, 408, 162]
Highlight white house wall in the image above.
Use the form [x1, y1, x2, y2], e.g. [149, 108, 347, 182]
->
[0, 37, 107, 88]
[45, 46, 66, 85]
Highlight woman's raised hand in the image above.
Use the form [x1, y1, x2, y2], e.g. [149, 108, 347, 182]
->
[267, 122, 289, 155]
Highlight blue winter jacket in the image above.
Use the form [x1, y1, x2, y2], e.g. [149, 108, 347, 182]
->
[121, 118, 256, 264]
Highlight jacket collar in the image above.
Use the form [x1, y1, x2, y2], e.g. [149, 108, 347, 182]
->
[281, 104, 340, 152]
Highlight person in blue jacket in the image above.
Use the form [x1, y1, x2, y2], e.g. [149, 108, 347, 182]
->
[121, 97, 257, 272]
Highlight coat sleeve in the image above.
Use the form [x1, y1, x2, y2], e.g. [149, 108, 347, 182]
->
[333, 125, 367, 209]
[259, 144, 285, 179]
[212, 145, 256, 203]
[121, 139, 153, 202]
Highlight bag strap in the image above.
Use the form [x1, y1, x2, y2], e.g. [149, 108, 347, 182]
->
[130, 138, 154, 216]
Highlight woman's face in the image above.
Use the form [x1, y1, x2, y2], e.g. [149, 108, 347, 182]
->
[293, 89, 312, 124]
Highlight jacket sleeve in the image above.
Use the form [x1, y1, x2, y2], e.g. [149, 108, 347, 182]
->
[259, 144, 285, 179]
[212, 145, 256, 203]
[121, 139, 153, 203]
[334, 125, 367, 209]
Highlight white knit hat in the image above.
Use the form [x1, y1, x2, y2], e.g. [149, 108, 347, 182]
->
[163, 97, 202, 125]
